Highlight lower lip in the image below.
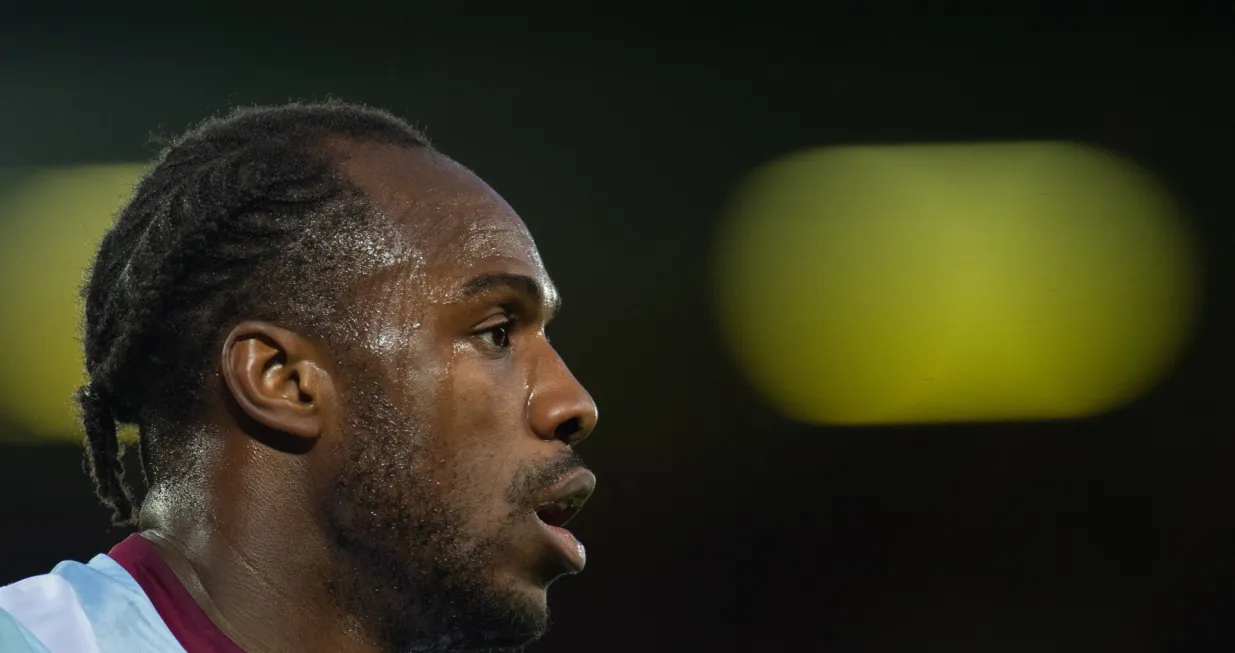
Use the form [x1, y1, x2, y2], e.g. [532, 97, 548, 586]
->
[538, 520, 587, 571]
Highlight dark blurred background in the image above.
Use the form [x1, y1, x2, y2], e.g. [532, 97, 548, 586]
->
[1, 14, 1231, 652]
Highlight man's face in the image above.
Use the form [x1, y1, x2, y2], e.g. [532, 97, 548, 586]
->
[318, 144, 598, 651]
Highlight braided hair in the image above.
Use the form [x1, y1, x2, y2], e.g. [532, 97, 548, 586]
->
[78, 102, 429, 526]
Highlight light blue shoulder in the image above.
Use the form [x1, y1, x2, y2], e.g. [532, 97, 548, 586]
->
[0, 606, 47, 652]
[0, 556, 184, 653]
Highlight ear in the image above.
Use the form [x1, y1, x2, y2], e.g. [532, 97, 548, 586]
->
[219, 321, 335, 441]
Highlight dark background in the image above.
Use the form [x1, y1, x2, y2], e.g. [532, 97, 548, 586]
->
[1, 15, 1231, 652]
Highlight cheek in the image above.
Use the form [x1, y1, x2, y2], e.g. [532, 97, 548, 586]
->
[436, 357, 532, 520]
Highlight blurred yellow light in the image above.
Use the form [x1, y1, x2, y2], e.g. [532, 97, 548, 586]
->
[0, 164, 146, 441]
[713, 142, 1199, 425]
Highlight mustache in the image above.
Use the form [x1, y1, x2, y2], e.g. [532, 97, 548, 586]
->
[507, 449, 589, 508]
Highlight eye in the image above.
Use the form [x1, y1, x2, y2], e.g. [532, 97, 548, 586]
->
[476, 319, 514, 350]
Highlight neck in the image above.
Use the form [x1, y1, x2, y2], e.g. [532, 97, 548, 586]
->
[138, 464, 386, 652]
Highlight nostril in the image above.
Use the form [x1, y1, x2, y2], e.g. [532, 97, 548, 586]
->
[554, 416, 582, 444]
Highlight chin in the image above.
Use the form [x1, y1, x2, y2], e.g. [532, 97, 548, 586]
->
[500, 575, 552, 634]
[405, 581, 550, 653]
[465, 614, 549, 651]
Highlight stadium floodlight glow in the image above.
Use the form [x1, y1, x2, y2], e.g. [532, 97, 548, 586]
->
[0, 164, 146, 441]
[713, 142, 1199, 426]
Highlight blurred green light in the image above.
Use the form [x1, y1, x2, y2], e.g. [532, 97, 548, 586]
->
[713, 142, 1199, 425]
[0, 164, 146, 441]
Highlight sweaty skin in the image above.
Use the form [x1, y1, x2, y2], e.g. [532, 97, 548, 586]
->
[136, 142, 598, 653]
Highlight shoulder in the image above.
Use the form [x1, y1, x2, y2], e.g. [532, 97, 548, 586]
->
[0, 605, 48, 652]
[0, 555, 184, 653]
[0, 562, 102, 653]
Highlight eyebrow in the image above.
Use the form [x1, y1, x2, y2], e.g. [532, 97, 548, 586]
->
[455, 272, 561, 319]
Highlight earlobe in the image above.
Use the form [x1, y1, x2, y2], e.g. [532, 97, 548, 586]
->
[220, 321, 333, 441]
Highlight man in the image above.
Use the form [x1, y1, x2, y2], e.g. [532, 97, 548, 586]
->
[0, 102, 599, 652]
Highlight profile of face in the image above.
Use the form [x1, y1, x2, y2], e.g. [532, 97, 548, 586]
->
[316, 144, 599, 651]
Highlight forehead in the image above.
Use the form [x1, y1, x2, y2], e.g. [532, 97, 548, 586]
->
[333, 141, 548, 287]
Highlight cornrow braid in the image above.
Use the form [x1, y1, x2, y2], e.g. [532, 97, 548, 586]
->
[77, 101, 429, 526]
[77, 384, 136, 524]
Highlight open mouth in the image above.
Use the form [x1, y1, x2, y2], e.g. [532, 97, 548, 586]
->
[531, 468, 596, 572]
[534, 470, 594, 527]
[535, 491, 586, 527]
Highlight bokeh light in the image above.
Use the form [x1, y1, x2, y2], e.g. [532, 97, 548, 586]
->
[713, 142, 1199, 425]
[0, 164, 146, 441]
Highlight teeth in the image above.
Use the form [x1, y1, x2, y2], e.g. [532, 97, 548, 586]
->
[541, 498, 573, 514]
[535, 497, 579, 527]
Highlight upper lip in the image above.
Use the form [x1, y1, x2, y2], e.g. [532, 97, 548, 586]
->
[534, 467, 597, 528]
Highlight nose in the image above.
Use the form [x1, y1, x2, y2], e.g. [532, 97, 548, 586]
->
[527, 345, 598, 447]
